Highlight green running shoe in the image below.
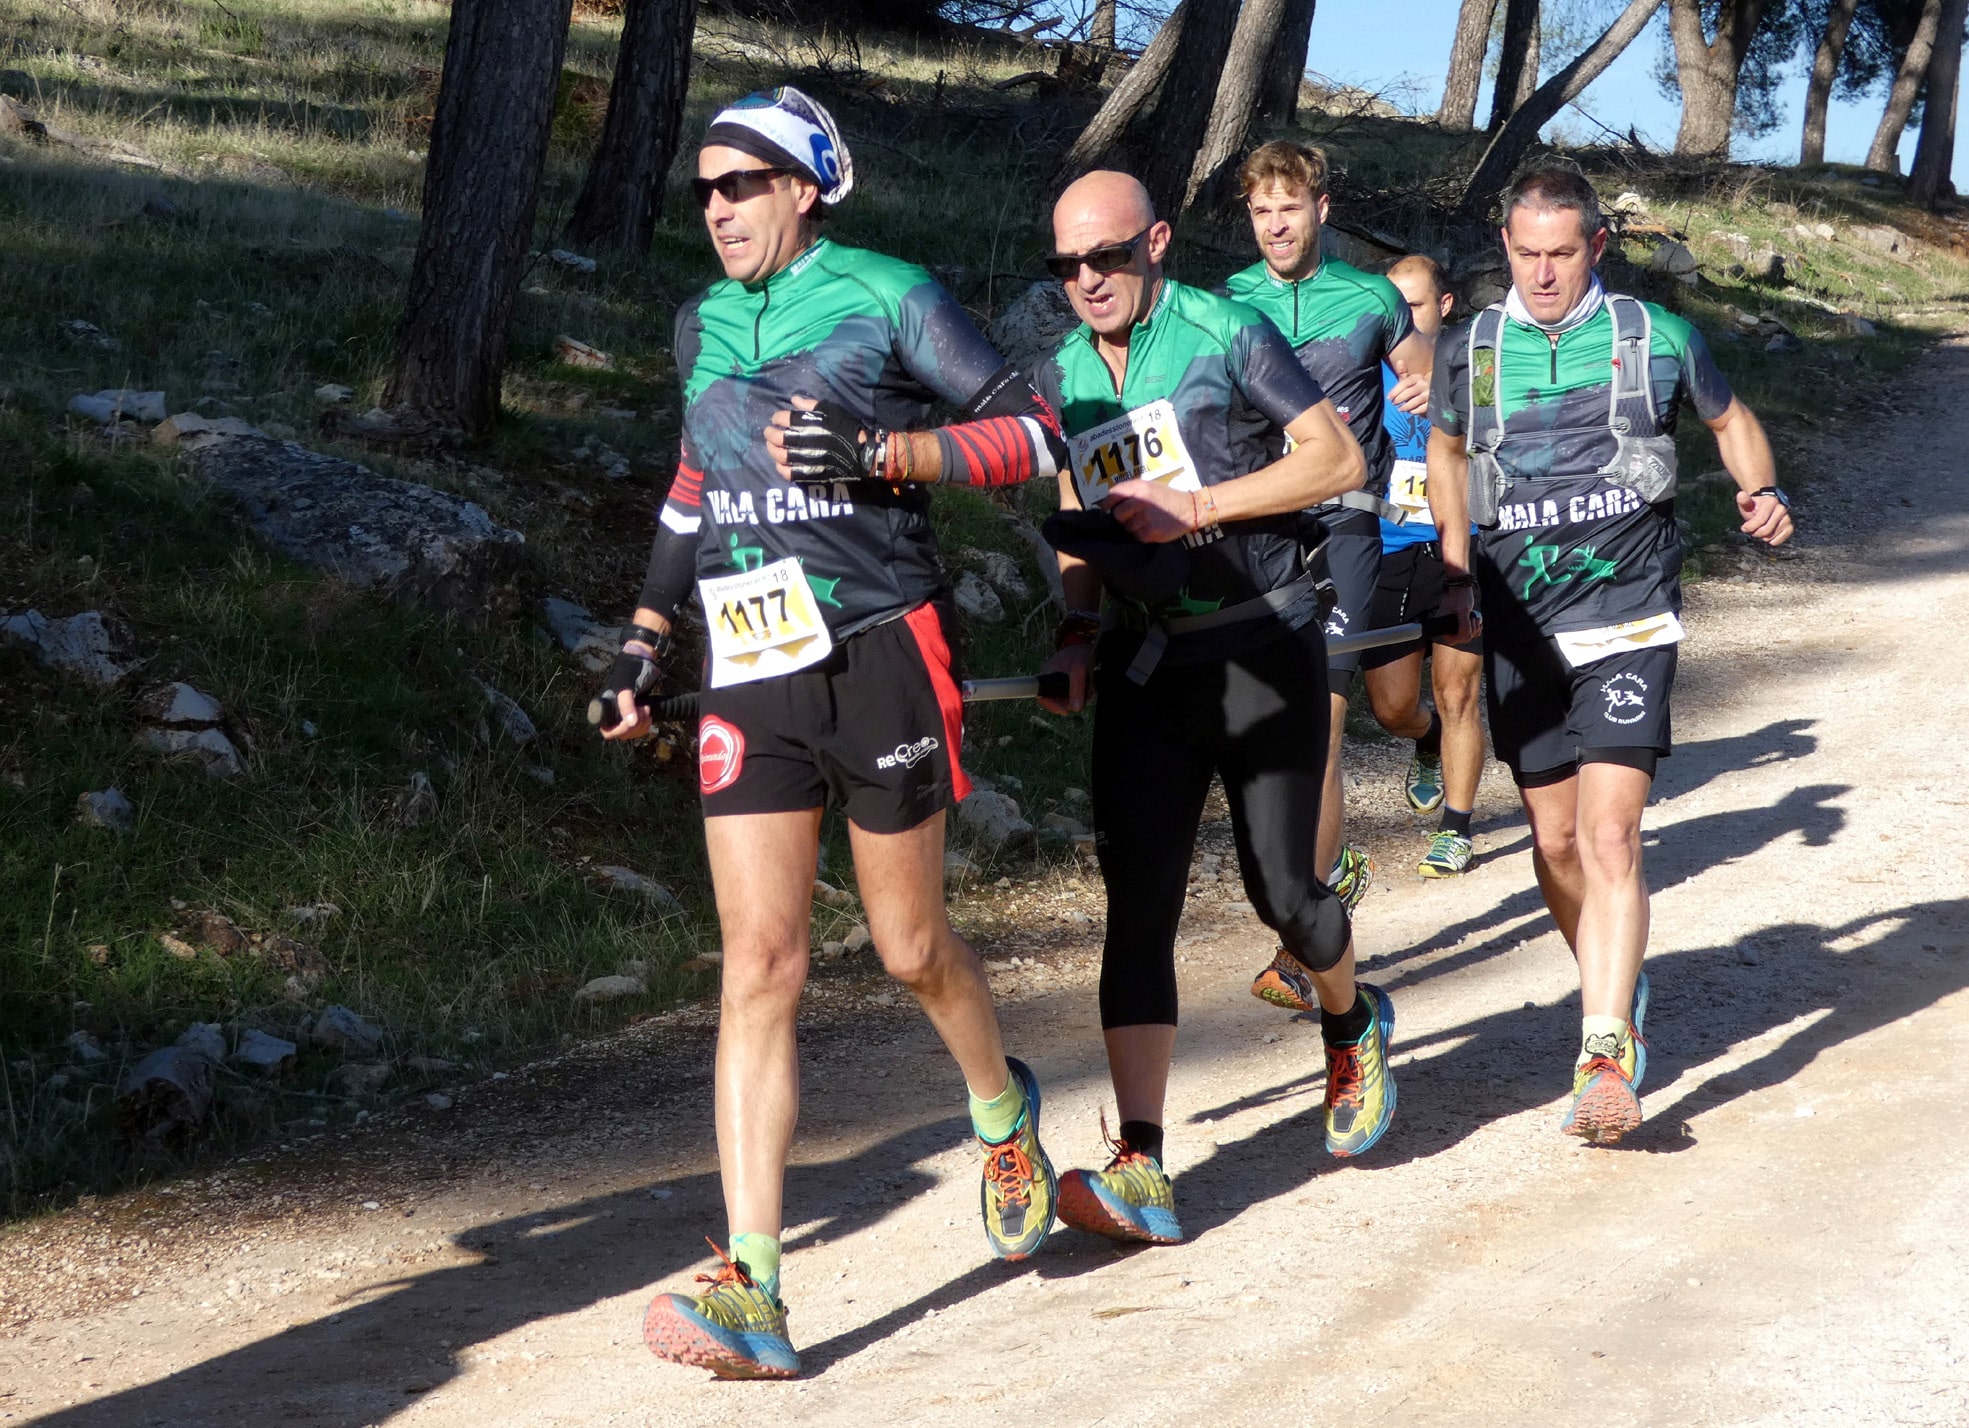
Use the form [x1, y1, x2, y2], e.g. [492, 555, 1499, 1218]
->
[1404, 751, 1445, 814]
[1057, 1118, 1183, 1244]
[978, 1056, 1056, 1261]
[1325, 983, 1396, 1158]
[1417, 830, 1474, 878]
[643, 1238, 798, 1379]
[1331, 845, 1374, 914]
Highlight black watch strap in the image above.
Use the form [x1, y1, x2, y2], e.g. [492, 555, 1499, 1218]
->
[1749, 485, 1790, 508]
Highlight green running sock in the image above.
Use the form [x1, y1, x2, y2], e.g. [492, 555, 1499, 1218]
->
[968, 1069, 1027, 1143]
[1579, 1015, 1629, 1067]
[728, 1231, 781, 1301]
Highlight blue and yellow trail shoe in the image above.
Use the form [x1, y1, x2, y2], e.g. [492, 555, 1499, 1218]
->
[1058, 1118, 1183, 1244]
[643, 1238, 798, 1379]
[979, 1056, 1057, 1261]
[1404, 752, 1445, 815]
[1325, 983, 1397, 1157]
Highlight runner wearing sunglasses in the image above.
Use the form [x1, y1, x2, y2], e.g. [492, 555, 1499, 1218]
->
[605, 86, 1071, 1380]
[1035, 171, 1398, 1247]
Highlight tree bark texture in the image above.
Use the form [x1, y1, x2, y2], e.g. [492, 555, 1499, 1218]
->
[1867, 0, 1943, 170]
[1091, 0, 1118, 48]
[1257, 0, 1318, 121]
[567, 0, 700, 253]
[1667, 0, 1770, 158]
[1136, 0, 1242, 219]
[386, 0, 574, 438]
[1909, 0, 1968, 203]
[1438, 0, 1499, 129]
[1459, 0, 1666, 213]
[1187, 0, 1291, 208]
[1060, 0, 1190, 176]
[1488, 0, 1542, 129]
[1800, 0, 1862, 165]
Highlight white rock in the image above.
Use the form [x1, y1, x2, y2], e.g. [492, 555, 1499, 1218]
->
[332, 1062, 393, 1095]
[68, 1030, 107, 1064]
[139, 726, 245, 778]
[1039, 812, 1088, 837]
[137, 680, 224, 727]
[1608, 191, 1649, 215]
[314, 384, 355, 404]
[843, 925, 873, 954]
[68, 389, 167, 424]
[957, 789, 1031, 850]
[151, 412, 265, 447]
[75, 787, 135, 832]
[952, 571, 1006, 623]
[811, 878, 856, 909]
[231, 1029, 296, 1074]
[541, 597, 621, 673]
[477, 681, 536, 746]
[309, 1005, 384, 1056]
[1840, 313, 1877, 338]
[424, 1092, 453, 1110]
[285, 902, 341, 925]
[554, 336, 614, 369]
[944, 850, 978, 887]
[1813, 222, 1836, 240]
[1648, 241, 1699, 276]
[0, 609, 143, 686]
[174, 1022, 228, 1064]
[574, 973, 647, 1003]
[594, 865, 684, 912]
[817, 940, 849, 962]
[959, 548, 1031, 603]
[549, 249, 597, 274]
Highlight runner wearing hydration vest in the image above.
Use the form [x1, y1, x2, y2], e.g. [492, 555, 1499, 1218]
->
[1034, 171, 1398, 1246]
[602, 88, 1071, 1379]
[1221, 140, 1437, 1012]
[1427, 162, 1794, 1146]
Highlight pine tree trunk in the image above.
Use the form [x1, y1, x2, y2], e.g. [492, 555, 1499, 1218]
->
[1801, 0, 1861, 166]
[1091, 0, 1117, 48]
[1459, 0, 1666, 212]
[1910, 0, 1969, 204]
[1060, 0, 1190, 176]
[384, 0, 575, 438]
[1257, 0, 1317, 122]
[1137, 0, 1243, 219]
[567, 0, 699, 253]
[1438, 0, 1499, 130]
[1488, 0, 1542, 130]
[1668, 0, 1768, 158]
[1186, 0, 1291, 208]
[1867, 0, 1943, 171]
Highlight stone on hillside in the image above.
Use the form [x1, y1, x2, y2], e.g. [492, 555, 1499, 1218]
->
[139, 725, 245, 778]
[542, 597, 621, 672]
[68, 1030, 107, 1064]
[958, 789, 1031, 851]
[1742, 250, 1785, 283]
[959, 548, 1031, 603]
[1039, 812, 1089, 837]
[68, 389, 167, 425]
[844, 925, 873, 954]
[62, 318, 119, 351]
[816, 939, 849, 963]
[404, 1055, 457, 1075]
[1848, 224, 1912, 256]
[195, 910, 246, 956]
[331, 1061, 393, 1095]
[1, 609, 143, 686]
[1608, 191, 1649, 215]
[477, 681, 536, 746]
[953, 570, 1006, 623]
[185, 436, 526, 614]
[314, 384, 355, 404]
[174, 1022, 228, 1064]
[285, 902, 341, 926]
[555, 336, 614, 369]
[549, 249, 597, 274]
[117, 1046, 212, 1144]
[594, 865, 684, 912]
[812, 878, 856, 909]
[75, 787, 135, 833]
[137, 681, 224, 727]
[1814, 223, 1836, 240]
[1765, 331, 1804, 354]
[309, 1005, 384, 1057]
[230, 1029, 296, 1074]
[943, 850, 979, 887]
[1840, 313, 1878, 338]
[153, 412, 264, 447]
[986, 280, 1079, 377]
[574, 973, 646, 1004]
[1648, 241, 1699, 276]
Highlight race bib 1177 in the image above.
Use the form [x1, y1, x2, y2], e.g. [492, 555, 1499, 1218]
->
[700, 556, 834, 688]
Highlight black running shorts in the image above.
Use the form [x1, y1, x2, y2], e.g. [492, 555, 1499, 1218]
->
[1319, 510, 1383, 695]
[1360, 541, 1484, 672]
[695, 601, 969, 833]
[1484, 628, 1676, 784]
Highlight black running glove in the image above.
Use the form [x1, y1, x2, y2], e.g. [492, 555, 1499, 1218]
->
[598, 626, 668, 725]
[780, 400, 882, 484]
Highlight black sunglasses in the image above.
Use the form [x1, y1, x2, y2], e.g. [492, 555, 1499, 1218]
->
[692, 167, 791, 209]
[1044, 227, 1152, 280]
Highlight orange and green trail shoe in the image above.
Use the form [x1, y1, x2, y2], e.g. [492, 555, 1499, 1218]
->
[979, 1056, 1056, 1261]
[1057, 1115, 1183, 1244]
[1251, 945, 1319, 1013]
[1324, 983, 1397, 1158]
[1561, 1056, 1643, 1144]
[642, 1239, 798, 1379]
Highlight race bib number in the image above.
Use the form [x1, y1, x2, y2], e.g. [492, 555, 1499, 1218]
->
[1553, 612, 1684, 669]
[1068, 400, 1200, 510]
[700, 557, 834, 688]
[1389, 458, 1431, 521]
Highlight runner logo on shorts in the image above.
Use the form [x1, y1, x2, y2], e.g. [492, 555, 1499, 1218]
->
[699, 716, 747, 794]
[1602, 672, 1649, 726]
[877, 735, 939, 771]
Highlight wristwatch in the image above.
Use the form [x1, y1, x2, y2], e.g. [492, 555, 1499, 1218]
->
[1749, 486, 1791, 508]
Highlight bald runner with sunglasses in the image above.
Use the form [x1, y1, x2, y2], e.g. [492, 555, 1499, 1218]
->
[602, 87, 1071, 1381]
[1034, 171, 1399, 1247]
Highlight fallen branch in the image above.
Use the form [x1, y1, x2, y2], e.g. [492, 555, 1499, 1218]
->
[0, 95, 175, 173]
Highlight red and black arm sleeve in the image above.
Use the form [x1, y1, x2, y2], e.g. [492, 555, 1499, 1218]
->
[931, 362, 1068, 489]
[635, 446, 703, 623]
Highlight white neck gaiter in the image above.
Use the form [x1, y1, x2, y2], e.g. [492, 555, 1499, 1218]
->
[1504, 276, 1605, 334]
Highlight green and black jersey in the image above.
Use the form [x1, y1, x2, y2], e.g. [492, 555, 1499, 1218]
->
[653, 237, 1045, 640]
[1034, 278, 1326, 629]
[1430, 295, 1735, 633]
[1223, 255, 1412, 495]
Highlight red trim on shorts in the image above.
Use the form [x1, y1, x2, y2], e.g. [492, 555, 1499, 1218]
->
[901, 602, 970, 803]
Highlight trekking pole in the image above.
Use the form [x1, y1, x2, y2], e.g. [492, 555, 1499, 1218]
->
[1325, 613, 1464, 657]
[588, 672, 1071, 731]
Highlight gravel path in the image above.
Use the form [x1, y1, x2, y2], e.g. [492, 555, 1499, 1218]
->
[4, 343, 1967, 1427]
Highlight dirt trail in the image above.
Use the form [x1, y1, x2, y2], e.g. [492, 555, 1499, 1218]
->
[5, 344, 1969, 1427]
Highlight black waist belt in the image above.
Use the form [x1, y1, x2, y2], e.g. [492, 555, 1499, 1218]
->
[1107, 573, 1319, 685]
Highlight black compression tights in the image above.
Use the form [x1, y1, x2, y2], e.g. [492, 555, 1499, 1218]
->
[1091, 630, 1351, 1029]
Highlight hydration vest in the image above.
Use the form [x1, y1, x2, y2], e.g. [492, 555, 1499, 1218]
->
[1464, 294, 1679, 528]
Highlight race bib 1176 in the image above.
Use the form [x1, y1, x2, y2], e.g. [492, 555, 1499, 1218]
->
[1068, 399, 1200, 511]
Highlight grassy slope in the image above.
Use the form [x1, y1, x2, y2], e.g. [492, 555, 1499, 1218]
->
[3, 0, 1965, 1209]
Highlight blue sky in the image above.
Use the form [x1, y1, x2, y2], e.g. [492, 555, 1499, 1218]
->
[1302, 1, 1946, 181]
